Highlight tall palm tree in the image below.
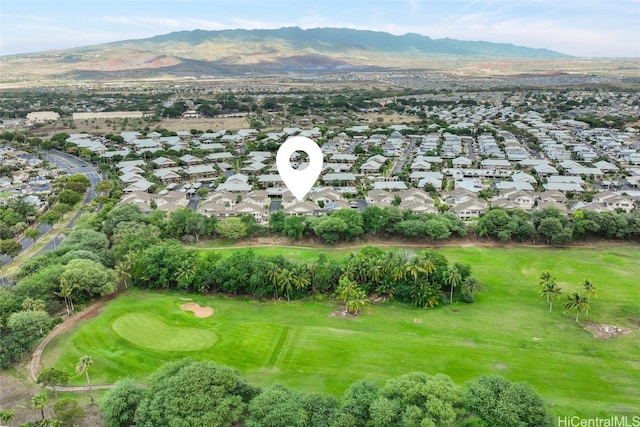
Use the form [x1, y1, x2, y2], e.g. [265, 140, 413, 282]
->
[55, 278, 76, 317]
[538, 271, 556, 303]
[539, 271, 553, 286]
[277, 268, 295, 301]
[564, 292, 589, 322]
[445, 266, 462, 304]
[292, 266, 311, 295]
[266, 262, 281, 299]
[31, 391, 48, 421]
[76, 355, 95, 403]
[114, 255, 134, 289]
[582, 279, 597, 315]
[541, 281, 562, 313]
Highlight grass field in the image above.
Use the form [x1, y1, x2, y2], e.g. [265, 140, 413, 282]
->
[42, 245, 640, 417]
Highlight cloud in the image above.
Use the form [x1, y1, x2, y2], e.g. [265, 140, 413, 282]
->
[101, 16, 226, 30]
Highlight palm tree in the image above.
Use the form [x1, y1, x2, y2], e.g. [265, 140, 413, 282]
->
[114, 255, 134, 289]
[76, 355, 95, 403]
[539, 272, 555, 291]
[175, 257, 197, 289]
[564, 292, 590, 322]
[266, 262, 281, 299]
[31, 391, 48, 421]
[292, 266, 311, 296]
[583, 279, 597, 315]
[277, 268, 295, 301]
[367, 261, 383, 290]
[346, 289, 370, 316]
[541, 281, 562, 313]
[461, 276, 481, 302]
[336, 276, 359, 304]
[538, 271, 556, 302]
[445, 266, 462, 304]
[55, 278, 77, 317]
[346, 254, 368, 284]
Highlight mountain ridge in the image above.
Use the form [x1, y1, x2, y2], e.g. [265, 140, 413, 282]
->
[1, 27, 573, 81]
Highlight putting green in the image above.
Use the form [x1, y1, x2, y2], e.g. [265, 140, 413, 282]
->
[112, 313, 217, 351]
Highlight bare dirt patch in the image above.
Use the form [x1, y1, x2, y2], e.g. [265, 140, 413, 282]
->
[628, 318, 640, 327]
[583, 322, 632, 339]
[181, 302, 214, 318]
[330, 309, 354, 318]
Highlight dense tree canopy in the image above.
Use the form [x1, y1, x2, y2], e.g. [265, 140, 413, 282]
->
[134, 359, 259, 427]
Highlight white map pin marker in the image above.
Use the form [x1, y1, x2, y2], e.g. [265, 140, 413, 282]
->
[276, 136, 323, 202]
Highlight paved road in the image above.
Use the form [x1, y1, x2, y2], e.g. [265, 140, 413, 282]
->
[392, 140, 416, 175]
[1, 150, 100, 272]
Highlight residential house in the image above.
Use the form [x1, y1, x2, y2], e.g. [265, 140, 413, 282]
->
[243, 190, 272, 208]
[123, 179, 153, 193]
[217, 173, 252, 192]
[493, 189, 535, 210]
[372, 179, 408, 191]
[206, 152, 234, 162]
[322, 173, 357, 186]
[366, 189, 395, 206]
[184, 165, 216, 179]
[119, 172, 147, 184]
[179, 154, 205, 166]
[452, 156, 473, 168]
[154, 191, 189, 213]
[451, 197, 488, 220]
[116, 160, 146, 170]
[330, 154, 357, 164]
[398, 199, 437, 214]
[308, 188, 345, 206]
[233, 202, 269, 224]
[360, 159, 384, 175]
[283, 201, 317, 216]
[481, 159, 512, 170]
[153, 168, 182, 183]
[152, 156, 178, 168]
[119, 191, 154, 211]
[257, 174, 284, 188]
[591, 191, 635, 213]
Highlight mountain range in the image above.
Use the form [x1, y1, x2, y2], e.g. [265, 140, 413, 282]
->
[1, 27, 572, 81]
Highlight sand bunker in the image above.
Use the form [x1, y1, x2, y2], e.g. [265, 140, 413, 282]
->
[181, 303, 214, 318]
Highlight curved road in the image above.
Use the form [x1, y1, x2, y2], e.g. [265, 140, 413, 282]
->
[1, 150, 101, 271]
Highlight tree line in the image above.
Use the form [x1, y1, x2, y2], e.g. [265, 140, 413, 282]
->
[0, 201, 479, 368]
[96, 358, 553, 427]
[90, 201, 640, 247]
[476, 206, 640, 244]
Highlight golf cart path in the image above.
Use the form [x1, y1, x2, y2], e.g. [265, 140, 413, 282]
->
[30, 300, 115, 391]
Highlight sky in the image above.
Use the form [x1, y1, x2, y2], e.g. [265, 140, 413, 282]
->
[1, 0, 639, 57]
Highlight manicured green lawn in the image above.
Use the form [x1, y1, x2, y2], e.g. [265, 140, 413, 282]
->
[42, 245, 640, 418]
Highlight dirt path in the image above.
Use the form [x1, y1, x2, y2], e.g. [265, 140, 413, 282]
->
[192, 235, 625, 251]
[30, 301, 115, 391]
